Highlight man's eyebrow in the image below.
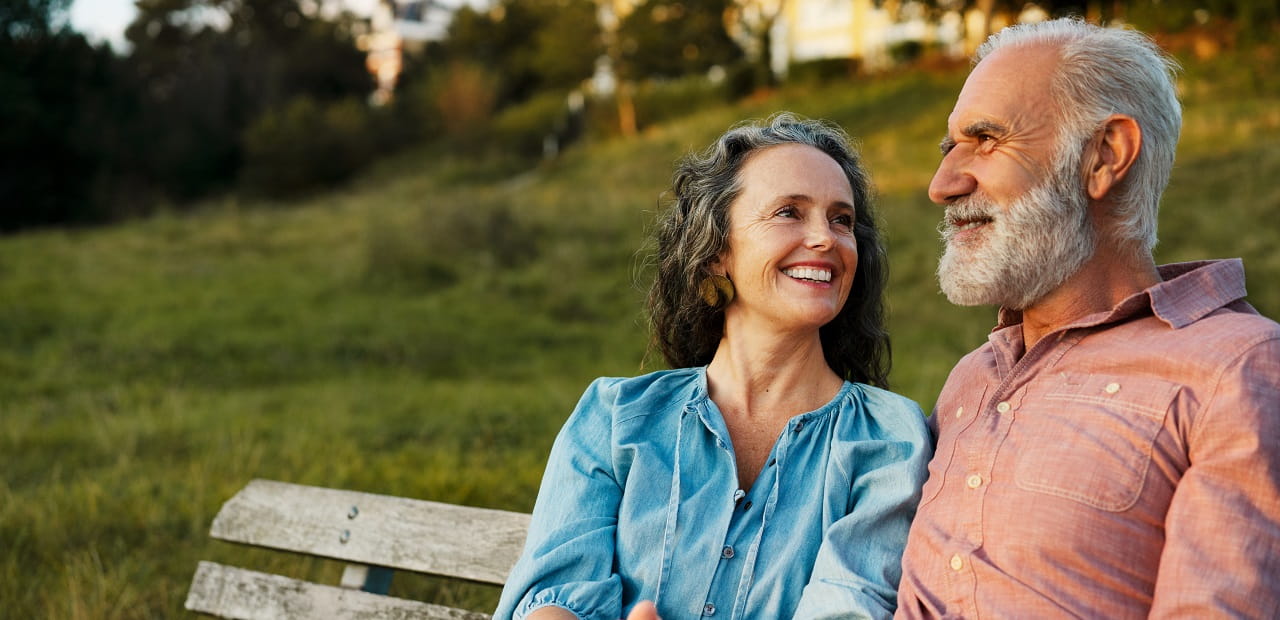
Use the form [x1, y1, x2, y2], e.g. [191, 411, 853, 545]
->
[960, 120, 1007, 139]
[939, 120, 1009, 155]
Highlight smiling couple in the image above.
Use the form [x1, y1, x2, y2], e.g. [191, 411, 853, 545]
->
[493, 17, 1280, 620]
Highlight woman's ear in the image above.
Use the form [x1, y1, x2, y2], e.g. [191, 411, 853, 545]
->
[1085, 114, 1142, 201]
[708, 254, 727, 278]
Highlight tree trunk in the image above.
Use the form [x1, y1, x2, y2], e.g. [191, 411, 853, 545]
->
[617, 81, 637, 137]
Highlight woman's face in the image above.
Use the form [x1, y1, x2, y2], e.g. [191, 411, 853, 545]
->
[715, 143, 859, 335]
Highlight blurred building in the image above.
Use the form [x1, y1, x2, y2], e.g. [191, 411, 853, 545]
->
[360, 0, 456, 104]
[744, 0, 1051, 77]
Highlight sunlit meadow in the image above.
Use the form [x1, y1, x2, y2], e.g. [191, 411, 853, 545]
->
[2, 47, 1277, 618]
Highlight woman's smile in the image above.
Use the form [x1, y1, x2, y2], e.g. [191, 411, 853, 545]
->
[782, 264, 834, 284]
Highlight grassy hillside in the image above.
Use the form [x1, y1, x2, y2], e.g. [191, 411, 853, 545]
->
[2, 50, 1277, 618]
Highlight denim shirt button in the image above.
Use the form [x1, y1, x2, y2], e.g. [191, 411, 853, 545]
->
[793, 420, 804, 433]
[703, 603, 716, 616]
[721, 545, 734, 559]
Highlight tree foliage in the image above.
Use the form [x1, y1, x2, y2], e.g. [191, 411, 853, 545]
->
[0, 0, 375, 230]
[441, 0, 602, 106]
[3, 0, 1276, 231]
[0, 0, 112, 229]
[123, 0, 373, 199]
[616, 0, 743, 80]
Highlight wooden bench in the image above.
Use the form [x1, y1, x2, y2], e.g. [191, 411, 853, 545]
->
[185, 479, 531, 619]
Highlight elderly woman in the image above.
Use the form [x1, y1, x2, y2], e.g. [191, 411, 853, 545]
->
[495, 114, 932, 620]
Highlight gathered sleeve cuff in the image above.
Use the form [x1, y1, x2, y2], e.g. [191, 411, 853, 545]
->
[495, 378, 629, 620]
[510, 577, 623, 620]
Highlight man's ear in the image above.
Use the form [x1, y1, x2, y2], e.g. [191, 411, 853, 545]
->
[1086, 114, 1142, 201]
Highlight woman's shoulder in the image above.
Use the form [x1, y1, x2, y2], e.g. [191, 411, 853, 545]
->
[582, 367, 704, 422]
[840, 382, 930, 438]
[847, 382, 920, 410]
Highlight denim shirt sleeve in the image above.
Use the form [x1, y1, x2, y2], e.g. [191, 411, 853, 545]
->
[793, 389, 934, 620]
[494, 378, 626, 620]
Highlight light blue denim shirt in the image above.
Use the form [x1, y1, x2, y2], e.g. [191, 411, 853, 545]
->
[495, 367, 932, 620]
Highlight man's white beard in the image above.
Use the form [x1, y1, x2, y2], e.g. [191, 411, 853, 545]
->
[936, 160, 1096, 310]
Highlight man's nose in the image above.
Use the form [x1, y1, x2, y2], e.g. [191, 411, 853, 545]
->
[928, 151, 976, 205]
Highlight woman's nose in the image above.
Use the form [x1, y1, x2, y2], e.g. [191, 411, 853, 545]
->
[806, 218, 834, 250]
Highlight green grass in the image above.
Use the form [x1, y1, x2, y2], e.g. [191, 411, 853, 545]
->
[2, 50, 1278, 618]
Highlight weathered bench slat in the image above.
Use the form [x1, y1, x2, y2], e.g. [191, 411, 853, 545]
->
[185, 561, 492, 620]
[209, 479, 530, 586]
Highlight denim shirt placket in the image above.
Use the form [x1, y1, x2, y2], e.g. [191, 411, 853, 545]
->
[729, 427, 789, 619]
[655, 403, 699, 605]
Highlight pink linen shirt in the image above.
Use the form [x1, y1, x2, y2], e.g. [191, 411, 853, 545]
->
[896, 259, 1280, 618]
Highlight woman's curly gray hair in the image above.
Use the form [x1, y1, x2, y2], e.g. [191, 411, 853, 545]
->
[646, 112, 891, 387]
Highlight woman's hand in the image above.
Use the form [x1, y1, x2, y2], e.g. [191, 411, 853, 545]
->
[524, 601, 660, 620]
[625, 601, 661, 620]
[527, 606, 580, 620]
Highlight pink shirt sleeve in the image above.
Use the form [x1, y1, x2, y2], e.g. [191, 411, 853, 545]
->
[1151, 336, 1280, 616]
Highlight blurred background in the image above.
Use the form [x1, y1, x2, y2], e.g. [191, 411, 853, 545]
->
[2, 0, 1277, 616]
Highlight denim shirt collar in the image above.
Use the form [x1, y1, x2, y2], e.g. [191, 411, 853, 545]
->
[684, 365, 854, 444]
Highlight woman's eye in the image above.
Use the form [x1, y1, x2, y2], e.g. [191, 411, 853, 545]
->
[832, 214, 854, 227]
[775, 205, 799, 218]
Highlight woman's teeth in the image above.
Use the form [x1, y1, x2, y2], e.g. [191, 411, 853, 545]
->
[783, 267, 832, 282]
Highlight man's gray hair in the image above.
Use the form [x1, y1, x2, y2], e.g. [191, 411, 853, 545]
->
[977, 17, 1182, 251]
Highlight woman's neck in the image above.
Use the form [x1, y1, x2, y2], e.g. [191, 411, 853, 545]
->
[705, 328, 842, 421]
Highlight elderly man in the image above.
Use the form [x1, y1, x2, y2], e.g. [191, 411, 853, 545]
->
[896, 17, 1280, 618]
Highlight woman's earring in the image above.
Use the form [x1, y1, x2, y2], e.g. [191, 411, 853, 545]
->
[699, 274, 735, 309]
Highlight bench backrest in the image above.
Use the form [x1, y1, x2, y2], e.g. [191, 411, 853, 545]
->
[185, 479, 531, 619]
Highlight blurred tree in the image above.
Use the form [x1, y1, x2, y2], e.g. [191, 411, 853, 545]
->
[441, 0, 602, 106]
[1, 0, 381, 230]
[123, 0, 374, 200]
[725, 0, 786, 89]
[616, 0, 743, 80]
[0, 0, 127, 229]
[1, 0, 69, 38]
[1202, 0, 1279, 43]
[431, 61, 500, 146]
[241, 96, 377, 197]
[530, 0, 601, 91]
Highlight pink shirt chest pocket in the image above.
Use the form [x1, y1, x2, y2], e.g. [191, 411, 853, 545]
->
[1012, 373, 1183, 512]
